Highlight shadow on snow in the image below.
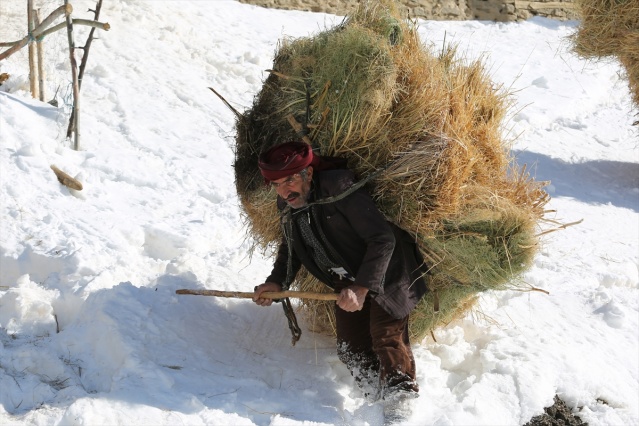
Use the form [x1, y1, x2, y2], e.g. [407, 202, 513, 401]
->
[0, 274, 347, 425]
[513, 150, 639, 212]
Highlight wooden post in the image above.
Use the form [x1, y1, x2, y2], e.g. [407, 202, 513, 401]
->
[35, 9, 45, 102]
[27, 0, 38, 99]
[64, 0, 80, 150]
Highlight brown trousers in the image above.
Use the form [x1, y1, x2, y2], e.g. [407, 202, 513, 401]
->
[334, 287, 418, 397]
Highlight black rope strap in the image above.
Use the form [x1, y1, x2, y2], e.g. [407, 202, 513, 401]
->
[305, 168, 384, 207]
[281, 297, 302, 345]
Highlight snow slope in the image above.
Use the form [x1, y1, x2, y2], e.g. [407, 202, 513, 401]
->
[0, 1, 637, 425]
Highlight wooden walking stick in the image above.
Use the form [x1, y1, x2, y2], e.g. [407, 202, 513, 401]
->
[176, 288, 338, 346]
[175, 288, 338, 301]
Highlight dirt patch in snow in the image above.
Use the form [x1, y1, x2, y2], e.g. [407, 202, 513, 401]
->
[524, 395, 587, 426]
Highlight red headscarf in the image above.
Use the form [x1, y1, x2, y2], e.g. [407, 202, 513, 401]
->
[258, 141, 319, 182]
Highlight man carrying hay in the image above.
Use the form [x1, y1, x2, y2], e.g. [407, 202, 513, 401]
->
[252, 141, 429, 420]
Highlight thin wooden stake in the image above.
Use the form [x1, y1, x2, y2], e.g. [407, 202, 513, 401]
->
[27, 0, 38, 99]
[64, 0, 80, 150]
[35, 9, 45, 102]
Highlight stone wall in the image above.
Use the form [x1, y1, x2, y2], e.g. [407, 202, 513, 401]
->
[238, 0, 578, 22]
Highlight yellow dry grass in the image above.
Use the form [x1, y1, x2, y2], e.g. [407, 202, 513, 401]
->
[571, 0, 639, 110]
[234, 0, 550, 341]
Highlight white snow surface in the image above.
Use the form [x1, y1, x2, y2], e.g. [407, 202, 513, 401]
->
[0, 1, 637, 425]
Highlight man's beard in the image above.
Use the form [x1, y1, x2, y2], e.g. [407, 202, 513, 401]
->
[285, 191, 308, 208]
[285, 192, 301, 202]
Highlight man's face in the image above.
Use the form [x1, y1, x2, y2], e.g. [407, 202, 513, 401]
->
[271, 167, 314, 209]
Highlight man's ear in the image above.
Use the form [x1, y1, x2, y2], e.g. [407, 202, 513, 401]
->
[306, 166, 314, 180]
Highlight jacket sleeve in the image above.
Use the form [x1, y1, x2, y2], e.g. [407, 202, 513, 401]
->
[265, 236, 302, 290]
[334, 187, 395, 294]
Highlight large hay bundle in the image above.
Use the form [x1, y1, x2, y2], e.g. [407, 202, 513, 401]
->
[570, 0, 639, 110]
[234, 1, 548, 341]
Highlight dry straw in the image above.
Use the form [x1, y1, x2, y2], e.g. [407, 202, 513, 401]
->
[570, 0, 639, 112]
[234, 1, 550, 342]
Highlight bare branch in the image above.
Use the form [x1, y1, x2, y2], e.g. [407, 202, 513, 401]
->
[209, 87, 242, 120]
[38, 19, 110, 40]
[69, 0, 105, 139]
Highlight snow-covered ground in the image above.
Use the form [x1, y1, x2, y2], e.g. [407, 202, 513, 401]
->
[0, 1, 637, 425]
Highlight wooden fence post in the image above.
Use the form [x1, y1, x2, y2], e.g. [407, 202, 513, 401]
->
[35, 9, 45, 102]
[27, 0, 38, 99]
[64, 0, 80, 150]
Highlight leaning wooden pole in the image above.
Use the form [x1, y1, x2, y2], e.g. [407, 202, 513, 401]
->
[35, 19, 110, 41]
[1, 19, 110, 51]
[176, 288, 339, 301]
[0, 4, 72, 61]
[64, 0, 80, 150]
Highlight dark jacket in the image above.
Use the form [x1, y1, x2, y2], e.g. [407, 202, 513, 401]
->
[266, 169, 429, 319]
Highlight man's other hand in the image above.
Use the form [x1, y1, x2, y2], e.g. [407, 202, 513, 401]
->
[337, 284, 368, 312]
